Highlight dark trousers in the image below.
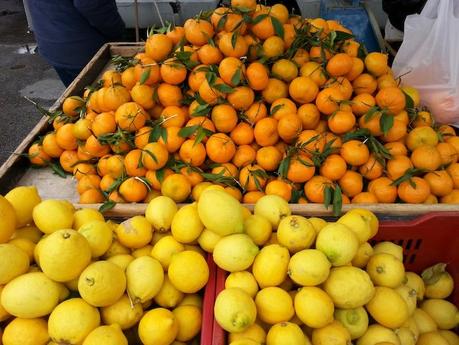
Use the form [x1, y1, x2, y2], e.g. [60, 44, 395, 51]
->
[54, 66, 82, 87]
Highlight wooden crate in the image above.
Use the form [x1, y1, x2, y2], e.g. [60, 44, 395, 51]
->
[0, 42, 457, 217]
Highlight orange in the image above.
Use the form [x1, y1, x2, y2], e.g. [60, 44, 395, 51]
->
[145, 34, 173, 62]
[145, 168, 174, 190]
[188, 65, 207, 92]
[142, 142, 169, 170]
[304, 175, 332, 203]
[198, 77, 226, 105]
[380, 120, 407, 143]
[351, 93, 375, 116]
[413, 111, 433, 128]
[397, 177, 431, 204]
[339, 170, 363, 197]
[256, 146, 282, 171]
[219, 57, 244, 86]
[79, 189, 105, 204]
[359, 154, 384, 180]
[377, 74, 398, 90]
[386, 155, 413, 180]
[327, 110, 356, 134]
[342, 39, 360, 57]
[277, 113, 303, 143]
[352, 192, 378, 204]
[185, 117, 216, 141]
[29, 143, 51, 166]
[243, 191, 265, 203]
[184, 18, 214, 46]
[384, 141, 408, 156]
[324, 132, 342, 150]
[232, 144, 257, 168]
[246, 62, 269, 91]
[297, 104, 320, 130]
[224, 186, 242, 201]
[62, 96, 84, 117]
[447, 163, 459, 189]
[108, 191, 126, 203]
[166, 26, 185, 45]
[271, 59, 298, 83]
[300, 62, 327, 87]
[135, 126, 152, 149]
[262, 36, 284, 58]
[411, 145, 441, 171]
[261, 78, 288, 104]
[227, 86, 255, 111]
[446, 136, 459, 154]
[315, 88, 345, 115]
[265, 179, 292, 201]
[368, 177, 397, 203]
[270, 98, 297, 120]
[230, 122, 254, 145]
[394, 110, 409, 125]
[197, 44, 223, 65]
[125, 149, 147, 177]
[375, 87, 406, 115]
[283, 23, 296, 48]
[231, 0, 257, 11]
[345, 57, 365, 81]
[309, 46, 331, 63]
[211, 162, 238, 178]
[423, 194, 438, 204]
[180, 167, 204, 187]
[325, 77, 353, 100]
[289, 76, 319, 104]
[115, 102, 147, 132]
[42, 132, 64, 158]
[134, 59, 161, 86]
[56, 123, 78, 151]
[297, 129, 325, 155]
[224, 13, 248, 33]
[161, 173, 192, 202]
[160, 58, 187, 85]
[270, 3, 289, 23]
[438, 125, 456, 138]
[352, 73, 378, 95]
[59, 150, 79, 173]
[424, 170, 454, 197]
[210, 7, 229, 30]
[219, 32, 248, 58]
[320, 154, 347, 181]
[77, 174, 101, 195]
[440, 189, 459, 204]
[309, 18, 329, 36]
[73, 118, 92, 140]
[76, 143, 93, 161]
[73, 163, 97, 180]
[340, 140, 370, 166]
[119, 177, 148, 202]
[149, 104, 164, 119]
[287, 157, 315, 183]
[405, 126, 439, 151]
[254, 117, 279, 147]
[211, 104, 238, 133]
[97, 155, 111, 176]
[364, 52, 389, 77]
[326, 53, 353, 77]
[110, 140, 131, 155]
[161, 106, 187, 128]
[245, 102, 268, 124]
[251, 12, 275, 40]
[206, 133, 236, 163]
[157, 83, 183, 107]
[85, 135, 110, 158]
[121, 67, 137, 90]
[91, 112, 116, 137]
[436, 142, 458, 165]
[106, 155, 125, 179]
[158, 126, 186, 153]
[179, 139, 207, 167]
[239, 164, 267, 191]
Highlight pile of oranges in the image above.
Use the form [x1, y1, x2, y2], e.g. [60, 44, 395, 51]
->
[28, 0, 459, 209]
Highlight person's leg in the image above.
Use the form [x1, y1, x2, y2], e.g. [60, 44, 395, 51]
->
[53, 67, 82, 87]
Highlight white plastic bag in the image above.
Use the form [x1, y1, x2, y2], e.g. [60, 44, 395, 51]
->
[392, 0, 459, 125]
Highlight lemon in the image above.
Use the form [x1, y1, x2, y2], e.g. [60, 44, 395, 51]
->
[254, 195, 291, 229]
[267, 322, 309, 345]
[230, 340, 260, 345]
[288, 249, 331, 286]
[12, 225, 42, 243]
[78, 220, 113, 258]
[65, 276, 79, 291]
[357, 324, 401, 345]
[252, 244, 290, 288]
[144, 189, 161, 203]
[404, 272, 425, 301]
[366, 287, 409, 329]
[229, 323, 266, 344]
[0, 243, 29, 284]
[101, 294, 143, 330]
[2, 317, 49, 345]
[168, 250, 209, 293]
[373, 241, 403, 261]
[1, 272, 61, 318]
[335, 307, 369, 339]
[138, 308, 179, 345]
[439, 330, 459, 345]
[32, 199, 74, 234]
[311, 320, 351, 345]
[151, 235, 185, 270]
[352, 242, 374, 268]
[132, 245, 153, 257]
[417, 332, 450, 345]
[38, 229, 91, 282]
[173, 305, 202, 342]
[73, 208, 104, 230]
[324, 266, 375, 308]
[225, 271, 259, 298]
[421, 299, 458, 330]
[244, 215, 272, 246]
[422, 264, 454, 299]
[367, 253, 405, 288]
[315, 222, 359, 266]
[413, 308, 438, 333]
[154, 276, 184, 308]
[255, 287, 294, 325]
[213, 234, 259, 272]
[78, 261, 126, 307]
[401, 317, 420, 341]
[0, 285, 10, 321]
[151, 230, 170, 245]
[395, 285, 417, 316]
[107, 254, 134, 270]
[197, 228, 221, 253]
[178, 294, 202, 309]
[0, 196, 16, 243]
[126, 256, 164, 304]
[9, 238, 35, 262]
[337, 210, 372, 243]
[184, 243, 206, 257]
[145, 196, 177, 232]
[192, 182, 213, 201]
[48, 298, 100, 345]
[294, 286, 334, 328]
[349, 208, 379, 238]
[5, 186, 41, 228]
[103, 240, 130, 258]
[277, 215, 316, 253]
[396, 326, 417, 345]
[171, 203, 204, 243]
[82, 324, 127, 345]
[197, 190, 244, 236]
[214, 288, 257, 333]
[116, 216, 152, 249]
[308, 217, 327, 234]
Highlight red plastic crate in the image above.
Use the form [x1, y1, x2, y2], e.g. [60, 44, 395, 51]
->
[201, 254, 217, 345]
[208, 212, 459, 345]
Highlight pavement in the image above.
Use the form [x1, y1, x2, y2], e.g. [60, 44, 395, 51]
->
[0, 0, 65, 165]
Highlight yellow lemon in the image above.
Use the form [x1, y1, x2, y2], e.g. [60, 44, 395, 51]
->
[288, 249, 331, 286]
[266, 232, 279, 245]
[315, 222, 359, 266]
[154, 276, 184, 308]
[78, 220, 113, 258]
[116, 216, 152, 249]
[32, 199, 74, 234]
[2, 317, 49, 345]
[168, 250, 209, 293]
[138, 308, 179, 345]
[277, 215, 316, 253]
[78, 261, 126, 307]
[197, 228, 221, 253]
[324, 266, 375, 308]
[229, 323, 266, 344]
[48, 298, 100, 345]
[252, 244, 290, 288]
[106, 254, 134, 271]
[151, 235, 185, 270]
[73, 208, 104, 230]
[366, 287, 409, 329]
[230, 340, 261, 345]
[12, 225, 42, 243]
[244, 215, 272, 246]
[404, 272, 425, 301]
[172, 305, 202, 342]
[38, 229, 91, 282]
[254, 195, 291, 229]
[422, 264, 454, 299]
[294, 286, 334, 328]
[0, 285, 10, 321]
[421, 299, 458, 330]
[373, 241, 403, 261]
[0, 196, 16, 243]
[308, 217, 327, 234]
[413, 308, 438, 334]
[213, 234, 259, 272]
[0, 243, 29, 284]
[255, 287, 294, 325]
[367, 253, 405, 288]
[394, 285, 417, 317]
[356, 324, 400, 345]
[5, 186, 41, 228]
[171, 203, 204, 243]
[438, 330, 459, 345]
[225, 271, 259, 298]
[145, 196, 177, 232]
[9, 238, 35, 263]
[401, 317, 420, 341]
[352, 242, 374, 268]
[417, 332, 450, 345]
[197, 190, 244, 236]
[151, 230, 171, 245]
[348, 208, 379, 238]
[311, 320, 351, 345]
[214, 288, 257, 333]
[126, 256, 164, 304]
[335, 307, 369, 339]
[267, 322, 309, 345]
[132, 245, 153, 257]
[192, 182, 213, 201]
[396, 326, 417, 345]
[178, 294, 203, 309]
[103, 240, 130, 258]
[82, 324, 127, 345]
[183, 244, 206, 257]
[101, 294, 143, 330]
[337, 210, 372, 244]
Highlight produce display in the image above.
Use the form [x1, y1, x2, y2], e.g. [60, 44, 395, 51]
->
[26, 0, 459, 211]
